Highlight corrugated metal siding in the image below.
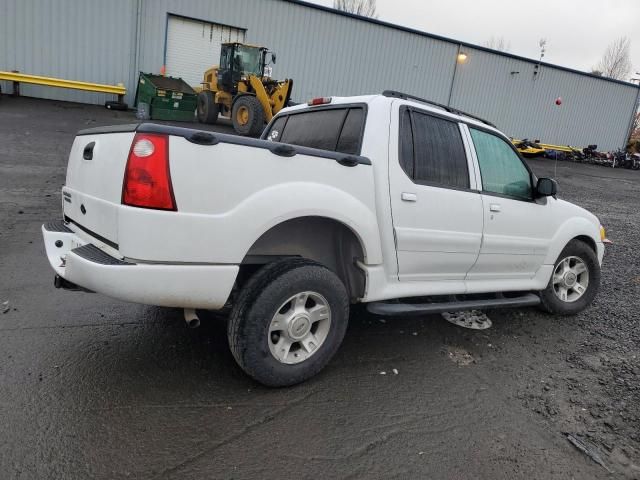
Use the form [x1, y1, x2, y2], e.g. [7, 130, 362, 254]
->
[136, 0, 458, 103]
[450, 47, 639, 150]
[1, 0, 637, 149]
[0, 0, 137, 105]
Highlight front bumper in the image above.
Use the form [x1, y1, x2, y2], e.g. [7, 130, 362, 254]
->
[597, 241, 605, 266]
[42, 221, 238, 309]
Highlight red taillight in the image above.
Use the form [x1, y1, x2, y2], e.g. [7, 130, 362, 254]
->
[122, 133, 176, 211]
[307, 97, 332, 106]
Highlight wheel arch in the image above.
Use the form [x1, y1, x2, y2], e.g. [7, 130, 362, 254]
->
[240, 216, 368, 301]
[573, 235, 597, 253]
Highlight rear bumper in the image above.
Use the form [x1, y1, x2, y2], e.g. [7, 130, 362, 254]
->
[42, 221, 238, 309]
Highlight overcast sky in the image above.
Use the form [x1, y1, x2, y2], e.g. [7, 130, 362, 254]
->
[310, 0, 640, 81]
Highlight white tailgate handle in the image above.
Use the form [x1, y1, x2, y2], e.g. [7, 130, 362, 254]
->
[489, 203, 501, 212]
[401, 192, 417, 202]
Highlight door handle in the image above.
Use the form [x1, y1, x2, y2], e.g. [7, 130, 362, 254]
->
[401, 192, 417, 202]
[489, 203, 501, 212]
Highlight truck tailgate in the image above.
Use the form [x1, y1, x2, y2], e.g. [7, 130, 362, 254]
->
[63, 131, 135, 245]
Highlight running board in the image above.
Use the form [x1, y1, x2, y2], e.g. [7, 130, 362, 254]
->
[366, 293, 541, 316]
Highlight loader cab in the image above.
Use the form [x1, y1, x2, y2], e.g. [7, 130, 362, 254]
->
[218, 43, 269, 92]
[198, 40, 289, 136]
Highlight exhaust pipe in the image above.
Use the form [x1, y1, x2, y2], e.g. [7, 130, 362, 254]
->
[183, 308, 200, 329]
[54, 274, 93, 292]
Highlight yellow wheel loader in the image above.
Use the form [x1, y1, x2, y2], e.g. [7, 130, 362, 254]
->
[197, 42, 293, 136]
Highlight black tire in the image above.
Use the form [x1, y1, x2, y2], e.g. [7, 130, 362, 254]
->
[227, 258, 349, 387]
[197, 91, 219, 124]
[231, 95, 265, 136]
[539, 239, 600, 315]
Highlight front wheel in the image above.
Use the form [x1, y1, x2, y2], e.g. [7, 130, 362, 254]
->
[231, 95, 265, 136]
[539, 239, 600, 315]
[227, 259, 349, 387]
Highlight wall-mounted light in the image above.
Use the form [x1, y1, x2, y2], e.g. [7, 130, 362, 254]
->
[457, 52, 468, 63]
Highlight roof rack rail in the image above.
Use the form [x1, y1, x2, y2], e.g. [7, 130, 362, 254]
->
[382, 90, 496, 128]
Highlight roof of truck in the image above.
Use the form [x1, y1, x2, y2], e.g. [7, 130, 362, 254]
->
[284, 93, 502, 133]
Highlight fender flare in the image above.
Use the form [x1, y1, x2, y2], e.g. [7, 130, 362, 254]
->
[230, 182, 384, 265]
[543, 217, 600, 265]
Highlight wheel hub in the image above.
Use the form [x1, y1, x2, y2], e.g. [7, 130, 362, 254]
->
[288, 315, 311, 340]
[552, 255, 589, 303]
[237, 106, 249, 125]
[563, 271, 577, 287]
[268, 291, 332, 365]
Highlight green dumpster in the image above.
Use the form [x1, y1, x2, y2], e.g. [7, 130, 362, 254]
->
[134, 72, 197, 122]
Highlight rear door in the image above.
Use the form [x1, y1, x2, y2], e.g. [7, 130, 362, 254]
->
[464, 126, 552, 279]
[389, 105, 483, 281]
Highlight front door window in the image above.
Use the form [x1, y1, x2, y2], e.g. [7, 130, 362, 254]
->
[469, 128, 532, 200]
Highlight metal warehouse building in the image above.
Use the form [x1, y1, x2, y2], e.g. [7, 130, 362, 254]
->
[2, 0, 639, 150]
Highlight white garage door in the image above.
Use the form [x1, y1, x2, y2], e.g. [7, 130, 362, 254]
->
[165, 15, 246, 88]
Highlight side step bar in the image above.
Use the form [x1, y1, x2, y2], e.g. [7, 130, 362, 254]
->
[366, 293, 541, 316]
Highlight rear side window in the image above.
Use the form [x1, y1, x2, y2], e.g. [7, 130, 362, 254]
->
[265, 107, 365, 155]
[399, 108, 469, 189]
[266, 116, 287, 142]
[399, 109, 414, 177]
[336, 109, 365, 154]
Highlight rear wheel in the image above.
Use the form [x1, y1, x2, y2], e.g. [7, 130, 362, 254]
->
[227, 259, 349, 387]
[197, 91, 219, 124]
[231, 95, 265, 136]
[539, 239, 600, 315]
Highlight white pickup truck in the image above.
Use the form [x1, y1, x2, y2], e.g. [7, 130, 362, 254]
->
[43, 91, 606, 386]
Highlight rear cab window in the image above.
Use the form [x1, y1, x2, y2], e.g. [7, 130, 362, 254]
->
[264, 106, 366, 155]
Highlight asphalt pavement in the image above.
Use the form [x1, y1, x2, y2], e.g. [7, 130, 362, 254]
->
[1, 97, 638, 479]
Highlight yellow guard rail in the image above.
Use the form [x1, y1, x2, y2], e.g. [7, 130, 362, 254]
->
[0, 70, 126, 99]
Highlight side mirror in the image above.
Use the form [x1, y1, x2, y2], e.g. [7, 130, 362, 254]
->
[271, 53, 277, 64]
[536, 177, 557, 197]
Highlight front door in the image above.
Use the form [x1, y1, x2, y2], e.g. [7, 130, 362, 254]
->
[389, 105, 483, 281]
[464, 126, 553, 280]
